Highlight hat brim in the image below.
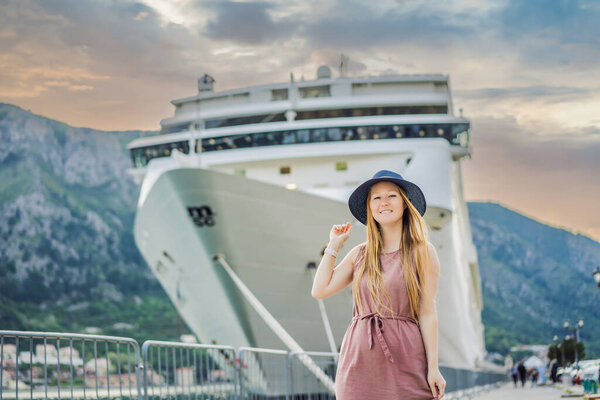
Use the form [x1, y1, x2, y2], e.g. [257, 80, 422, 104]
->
[348, 177, 427, 224]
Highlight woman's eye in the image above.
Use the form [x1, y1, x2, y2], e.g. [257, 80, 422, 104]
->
[373, 196, 380, 200]
[389, 194, 396, 197]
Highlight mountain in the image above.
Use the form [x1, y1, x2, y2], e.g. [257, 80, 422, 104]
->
[0, 103, 188, 342]
[0, 103, 598, 358]
[468, 202, 600, 357]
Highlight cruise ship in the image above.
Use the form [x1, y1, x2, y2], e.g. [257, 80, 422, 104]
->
[127, 66, 487, 375]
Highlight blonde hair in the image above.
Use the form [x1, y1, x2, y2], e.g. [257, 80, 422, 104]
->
[352, 184, 430, 320]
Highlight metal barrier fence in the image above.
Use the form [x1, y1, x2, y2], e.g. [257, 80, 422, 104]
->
[237, 347, 288, 400]
[1, 331, 506, 400]
[0, 331, 140, 400]
[142, 340, 237, 400]
[439, 365, 506, 393]
[287, 352, 337, 400]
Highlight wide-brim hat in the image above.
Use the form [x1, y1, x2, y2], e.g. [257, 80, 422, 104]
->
[348, 170, 426, 224]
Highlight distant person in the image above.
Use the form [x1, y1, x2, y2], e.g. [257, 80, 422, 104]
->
[531, 367, 539, 387]
[511, 363, 518, 387]
[550, 359, 559, 383]
[518, 361, 527, 387]
[311, 170, 446, 399]
[537, 364, 546, 385]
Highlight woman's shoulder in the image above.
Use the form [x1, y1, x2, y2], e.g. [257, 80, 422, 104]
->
[352, 242, 367, 254]
[349, 242, 367, 265]
[425, 241, 438, 256]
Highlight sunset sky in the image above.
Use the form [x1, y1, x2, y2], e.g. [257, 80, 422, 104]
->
[1, 0, 599, 243]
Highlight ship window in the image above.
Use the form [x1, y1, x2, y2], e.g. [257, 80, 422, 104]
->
[312, 129, 326, 142]
[357, 127, 368, 140]
[197, 105, 448, 131]
[272, 89, 289, 101]
[205, 113, 286, 129]
[297, 130, 310, 143]
[161, 122, 190, 134]
[189, 121, 470, 159]
[129, 140, 190, 168]
[327, 128, 342, 141]
[299, 85, 330, 98]
[280, 166, 291, 174]
[294, 105, 447, 121]
[282, 131, 296, 144]
[343, 128, 355, 140]
[336, 161, 348, 171]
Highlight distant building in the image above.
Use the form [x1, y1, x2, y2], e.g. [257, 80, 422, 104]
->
[36, 344, 57, 357]
[85, 358, 112, 375]
[1, 370, 12, 388]
[175, 367, 194, 385]
[1, 343, 17, 356]
[112, 322, 135, 330]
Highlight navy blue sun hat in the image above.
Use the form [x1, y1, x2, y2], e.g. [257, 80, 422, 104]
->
[348, 170, 427, 224]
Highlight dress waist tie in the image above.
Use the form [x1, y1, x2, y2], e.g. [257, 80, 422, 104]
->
[352, 313, 418, 363]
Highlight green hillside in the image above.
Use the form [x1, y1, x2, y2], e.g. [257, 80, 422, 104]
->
[468, 202, 600, 357]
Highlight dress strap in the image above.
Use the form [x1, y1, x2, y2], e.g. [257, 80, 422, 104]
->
[352, 313, 417, 363]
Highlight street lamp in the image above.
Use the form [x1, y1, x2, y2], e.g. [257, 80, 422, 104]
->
[553, 335, 565, 366]
[593, 266, 600, 288]
[564, 319, 584, 366]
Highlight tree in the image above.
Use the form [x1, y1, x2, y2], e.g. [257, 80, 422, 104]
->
[548, 338, 585, 365]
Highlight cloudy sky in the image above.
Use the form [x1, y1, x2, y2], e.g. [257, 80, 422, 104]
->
[1, 0, 599, 243]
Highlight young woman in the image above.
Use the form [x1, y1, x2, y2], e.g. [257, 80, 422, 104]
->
[311, 170, 446, 400]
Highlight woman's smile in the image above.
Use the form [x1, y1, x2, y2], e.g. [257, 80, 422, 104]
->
[370, 182, 406, 223]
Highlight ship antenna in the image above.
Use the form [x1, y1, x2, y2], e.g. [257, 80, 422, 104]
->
[339, 54, 347, 77]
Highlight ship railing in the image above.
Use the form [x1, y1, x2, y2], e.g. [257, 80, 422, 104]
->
[0, 330, 141, 400]
[141, 340, 237, 400]
[287, 351, 337, 400]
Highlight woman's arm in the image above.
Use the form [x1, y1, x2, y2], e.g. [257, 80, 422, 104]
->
[311, 223, 360, 299]
[419, 241, 446, 399]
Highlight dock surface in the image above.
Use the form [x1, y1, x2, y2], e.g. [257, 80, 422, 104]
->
[473, 382, 583, 400]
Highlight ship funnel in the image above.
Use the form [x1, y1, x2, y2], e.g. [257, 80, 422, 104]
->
[316, 65, 332, 79]
[198, 74, 215, 92]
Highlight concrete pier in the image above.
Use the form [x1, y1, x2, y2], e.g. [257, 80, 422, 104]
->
[472, 382, 583, 400]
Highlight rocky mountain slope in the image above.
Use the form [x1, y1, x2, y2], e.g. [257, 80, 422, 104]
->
[0, 103, 186, 341]
[469, 202, 600, 357]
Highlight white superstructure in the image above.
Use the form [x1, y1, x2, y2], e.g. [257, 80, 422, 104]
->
[127, 68, 486, 371]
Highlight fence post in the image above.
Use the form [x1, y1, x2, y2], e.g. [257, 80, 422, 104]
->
[286, 352, 294, 400]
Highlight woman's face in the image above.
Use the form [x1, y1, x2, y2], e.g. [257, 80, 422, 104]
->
[369, 181, 406, 226]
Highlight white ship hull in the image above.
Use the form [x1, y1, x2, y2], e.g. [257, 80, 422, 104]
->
[133, 138, 486, 369]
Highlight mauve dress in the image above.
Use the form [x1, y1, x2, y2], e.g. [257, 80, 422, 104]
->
[335, 247, 435, 400]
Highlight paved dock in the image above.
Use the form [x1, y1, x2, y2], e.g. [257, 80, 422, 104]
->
[470, 382, 584, 400]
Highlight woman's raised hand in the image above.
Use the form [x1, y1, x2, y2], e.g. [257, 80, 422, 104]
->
[329, 222, 352, 250]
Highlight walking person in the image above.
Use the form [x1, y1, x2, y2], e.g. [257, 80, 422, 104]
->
[550, 359, 559, 383]
[518, 361, 527, 387]
[511, 363, 519, 387]
[531, 367, 539, 387]
[311, 170, 446, 399]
